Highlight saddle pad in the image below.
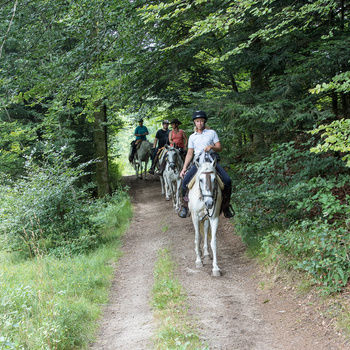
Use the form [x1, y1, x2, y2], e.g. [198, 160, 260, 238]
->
[188, 174, 224, 190]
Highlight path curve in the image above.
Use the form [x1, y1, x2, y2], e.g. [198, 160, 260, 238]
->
[91, 176, 348, 350]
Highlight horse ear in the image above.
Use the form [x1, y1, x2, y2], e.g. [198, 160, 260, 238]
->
[195, 159, 200, 168]
[211, 157, 217, 168]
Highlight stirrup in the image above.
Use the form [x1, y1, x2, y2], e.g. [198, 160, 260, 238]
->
[178, 206, 188, 218]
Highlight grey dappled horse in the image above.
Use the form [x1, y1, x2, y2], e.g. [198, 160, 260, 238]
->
[188, 154, 223, 276]
[162, 145, 183, 211]
[131, 141, 152, 179]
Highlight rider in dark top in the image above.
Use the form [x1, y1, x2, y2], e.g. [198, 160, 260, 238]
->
[149, 120, 170, 174]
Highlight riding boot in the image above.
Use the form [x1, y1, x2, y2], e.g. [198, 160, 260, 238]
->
[221, 188, 235, 218]
[129, 141, 136, 163]
[178, 192, 189, 218]
[148, 160, 155, 174]
[157, 159, 166, 175]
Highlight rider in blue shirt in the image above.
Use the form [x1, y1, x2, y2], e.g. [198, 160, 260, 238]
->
[129, 119, 149, 163]
[178, 110, 234, 219]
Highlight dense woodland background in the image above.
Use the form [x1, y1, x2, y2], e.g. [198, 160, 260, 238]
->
[1, 2, 350, 344]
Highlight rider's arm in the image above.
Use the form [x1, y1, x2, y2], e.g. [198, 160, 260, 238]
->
[153, 138, 158, 148]
[183, 131, 188, 149]
[180, 148, 194, 178]
[204, 141, 222, 153]
[168, 131, 173, 145]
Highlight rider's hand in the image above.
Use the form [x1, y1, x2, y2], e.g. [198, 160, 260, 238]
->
[204, 145, 213, 152]
[180, 168, 186, 178]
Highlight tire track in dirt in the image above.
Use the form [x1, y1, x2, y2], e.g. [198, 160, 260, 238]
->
[91, 176, 349, 350]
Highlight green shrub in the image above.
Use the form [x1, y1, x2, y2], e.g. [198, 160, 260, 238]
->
[0, 187, 132, 349]
[231, 139, 350, 292]
[261, 220, 350, 293]
[0, 145, 99, 257]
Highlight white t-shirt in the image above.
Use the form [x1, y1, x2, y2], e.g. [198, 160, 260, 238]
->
[188, 129, 220, 156]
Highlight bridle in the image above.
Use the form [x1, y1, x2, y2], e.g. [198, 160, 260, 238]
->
[165, 148, 181, 172]
[198, 169, 218, 219]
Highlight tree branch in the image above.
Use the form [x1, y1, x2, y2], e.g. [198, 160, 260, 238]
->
[0, 0, 18, 59]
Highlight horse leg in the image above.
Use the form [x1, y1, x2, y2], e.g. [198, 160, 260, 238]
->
[203, 219, 211, 263]
[192, 215, 202, 268]
[209, 217, 220, 276]
[164, 172, 171, 201]
[160, 176, 165, 195]
[144, 159, 148, 180]
[172, 181, 177, 211]
[175, 178, 182, 212]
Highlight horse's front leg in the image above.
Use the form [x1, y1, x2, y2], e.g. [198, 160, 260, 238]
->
[171, 180, 177, 210]
[159, 176, 165, 195]
[209, 217, 220, 276]
[144, 160, 148, 179]
[164, 172, 171, 201]
[192, 215, 202, 268]
[203, 219, 210, 261]
[175, 178, 181, 212]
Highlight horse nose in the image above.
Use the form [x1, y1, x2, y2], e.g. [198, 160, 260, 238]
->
[205, 198, 214, 209]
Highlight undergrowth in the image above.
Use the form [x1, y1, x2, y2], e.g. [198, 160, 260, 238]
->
[231, 138, 350, 294]
[152, 249, 208, 350]
[0, 190, 132, 349]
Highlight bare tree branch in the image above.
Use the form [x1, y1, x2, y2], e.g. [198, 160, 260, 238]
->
[0, 0, 18, 59]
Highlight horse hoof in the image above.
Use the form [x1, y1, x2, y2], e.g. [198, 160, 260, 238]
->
[196, 261, 203, 268]
[212, 269, 221, 277]
[166, 197, 170, 201]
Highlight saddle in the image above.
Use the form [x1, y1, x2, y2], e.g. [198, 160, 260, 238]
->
[188, 173, 224, 190]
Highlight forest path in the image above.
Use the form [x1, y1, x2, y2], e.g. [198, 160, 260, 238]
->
[91, 176, 348, 350]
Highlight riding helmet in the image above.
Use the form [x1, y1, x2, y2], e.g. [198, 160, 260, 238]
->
[192, 110, 207, 121]
[162, 119, 170, 124]
[170, 118, 182, 125]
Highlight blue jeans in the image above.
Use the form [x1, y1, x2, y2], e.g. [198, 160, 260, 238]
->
[182, 164, 231, 197]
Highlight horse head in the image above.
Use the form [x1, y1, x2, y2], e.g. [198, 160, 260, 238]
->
[165, 145, 180, 171]
[196, 158, 217, 210]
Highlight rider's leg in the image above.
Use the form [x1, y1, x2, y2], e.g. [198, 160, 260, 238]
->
[216, 164, 234, 218]
[129, 141, 136, 163]
[149, 147, 158, 174]
[157, 150, 167, 174]
[178, 165, 197, 218]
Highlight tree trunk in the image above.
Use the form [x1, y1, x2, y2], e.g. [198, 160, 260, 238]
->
[331, 91, 338, 116]
[94, 103, 111, 197]
[341, 92, 350, 118]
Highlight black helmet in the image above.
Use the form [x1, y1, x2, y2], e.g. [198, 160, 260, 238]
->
[138, 118, 143, 123]
[170, 118, 182, 125]
[192, 110, 207, 121]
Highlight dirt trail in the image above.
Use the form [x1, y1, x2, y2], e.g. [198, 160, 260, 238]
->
[91, 176, 349, 350]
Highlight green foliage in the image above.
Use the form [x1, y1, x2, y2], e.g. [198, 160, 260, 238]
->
[232, 138, 350, 293]
[311, 119, 350, 167]
[261, 221, 350, 294]
[0, 145, 99, 257]
[0, 189, 131, 349]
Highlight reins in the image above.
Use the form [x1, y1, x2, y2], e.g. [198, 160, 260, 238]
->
[197, 170, 218, 220]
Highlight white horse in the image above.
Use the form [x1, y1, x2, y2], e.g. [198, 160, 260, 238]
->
[188, 156, 223, 276]
[131, 140, 152, 179]
[157, 148, 167, 196]
[163, 146, 183, 211]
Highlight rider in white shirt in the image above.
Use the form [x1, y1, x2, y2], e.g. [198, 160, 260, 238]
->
[178, 110, 234, 218]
